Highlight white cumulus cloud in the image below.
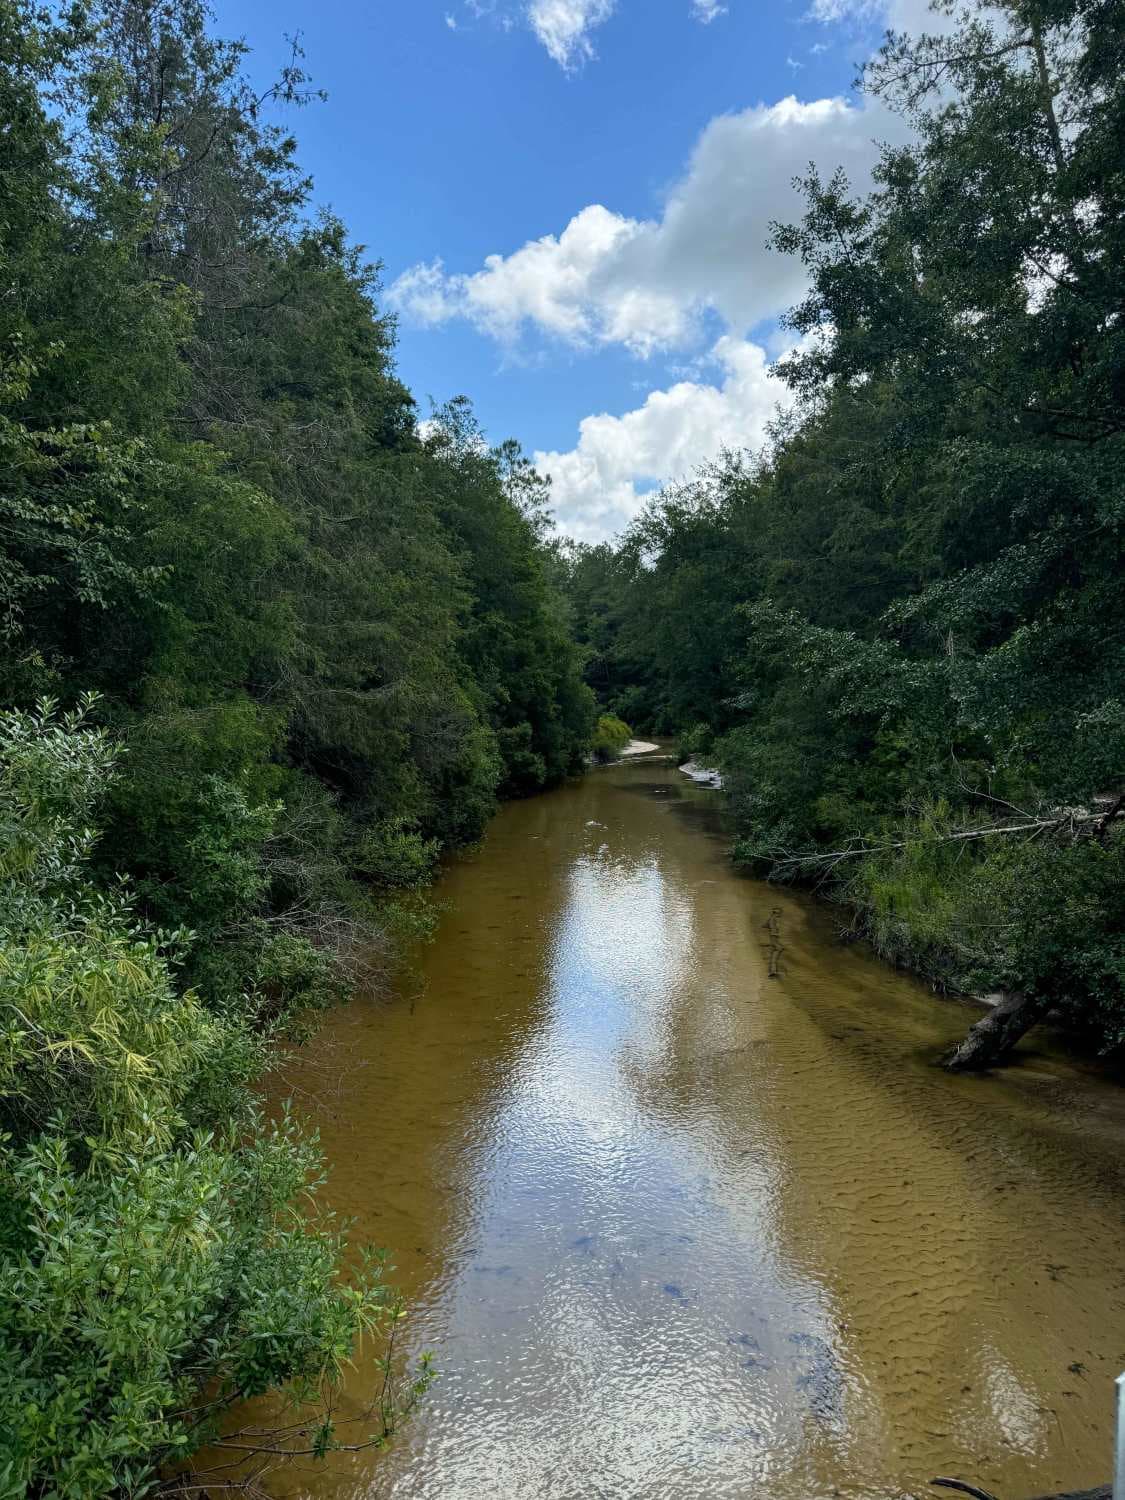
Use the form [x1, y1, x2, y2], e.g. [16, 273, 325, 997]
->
[418, 0, 960, 541]
[527, 0, 615, 69]
[390, 95, 905, 356]
[389, 85, 911, 540]
[533, 336, 797, 541]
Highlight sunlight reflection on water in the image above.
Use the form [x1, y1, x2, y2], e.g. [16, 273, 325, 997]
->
[225, 759, 1125, 1500]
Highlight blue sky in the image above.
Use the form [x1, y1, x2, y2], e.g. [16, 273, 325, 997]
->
[221, 0, 930, 539]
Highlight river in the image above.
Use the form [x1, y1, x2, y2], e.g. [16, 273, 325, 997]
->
[246, 753, 1125, 1499]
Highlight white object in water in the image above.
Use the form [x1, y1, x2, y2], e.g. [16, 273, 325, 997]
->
[678, 760, 724, 790]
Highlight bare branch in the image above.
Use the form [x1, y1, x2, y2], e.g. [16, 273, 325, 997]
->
[772, 806, 1122, 874]
[931, 1481, 999, 1500]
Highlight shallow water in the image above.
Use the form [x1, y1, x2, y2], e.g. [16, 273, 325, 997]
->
[243, 756, 1125, 1499]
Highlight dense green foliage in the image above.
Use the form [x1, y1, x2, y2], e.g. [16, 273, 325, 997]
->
[0, 0, 591, 1491]
[0, 700, 430, 1496]
[590, 714, 633, 763]
[565, 0, 1125, 1053]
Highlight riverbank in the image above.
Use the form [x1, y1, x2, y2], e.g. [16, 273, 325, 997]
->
[210, 757, 1125, 1500]
[670, 752, 1122, 1072]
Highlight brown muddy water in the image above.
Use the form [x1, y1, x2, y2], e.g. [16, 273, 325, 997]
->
[239, 755, 1125, 1499]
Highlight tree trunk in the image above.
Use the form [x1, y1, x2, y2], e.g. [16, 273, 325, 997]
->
[943, 989, 1053, 1071]
[934, 1479, 1111, 1500]
[1027, 14, 1067, 177]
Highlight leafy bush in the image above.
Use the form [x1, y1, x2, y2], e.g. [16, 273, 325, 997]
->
[676, 721, 715, 766]
[590, 714, 632, 763]
[846, 817, 1125, 1048]
[0, 702, 425, 1497]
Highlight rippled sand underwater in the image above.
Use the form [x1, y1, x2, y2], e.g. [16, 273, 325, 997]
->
[219, 756, 1125, 1500]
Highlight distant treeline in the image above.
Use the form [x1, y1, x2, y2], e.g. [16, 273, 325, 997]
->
[0, 0, 592, 1490]
[564, 0, 1124, 1066]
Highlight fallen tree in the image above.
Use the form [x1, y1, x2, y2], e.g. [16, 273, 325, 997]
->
[767, 802, 1124, 1071]
[932, 1483, 1110, 1500]
[942, 991, 1054, 1071]
[770, 808, 1121, 880]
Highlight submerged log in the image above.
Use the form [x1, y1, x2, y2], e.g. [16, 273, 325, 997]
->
[932, 1480, 1110, 1500]
[942, 989, 1054, 1071]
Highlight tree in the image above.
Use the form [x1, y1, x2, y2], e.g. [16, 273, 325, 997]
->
[0, 0, 595, 1485]
[565, 0, 1125, 1065]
